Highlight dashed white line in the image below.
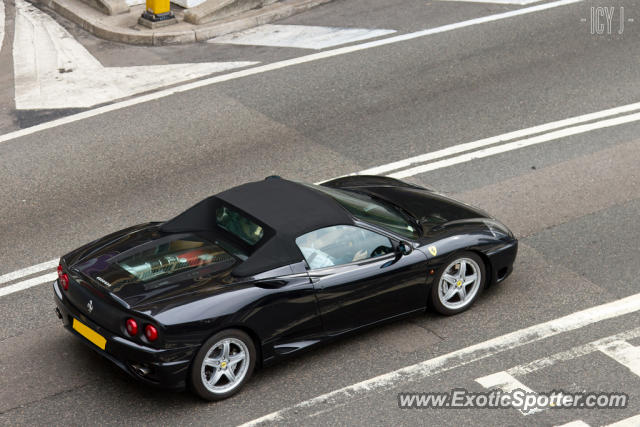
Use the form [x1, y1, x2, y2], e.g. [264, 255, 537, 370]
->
[597, 340, 640, 377]
[0, 0, 582, 145]
[475, 371, 544, 415]
[239, 292, 640, 426]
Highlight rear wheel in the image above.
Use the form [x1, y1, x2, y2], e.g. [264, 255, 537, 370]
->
[431, 252, 486, 315]
[190, 329, 256, 401]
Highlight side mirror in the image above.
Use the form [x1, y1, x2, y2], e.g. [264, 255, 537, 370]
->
[397, 241, 412, 256]
[382, 241, 413, 269]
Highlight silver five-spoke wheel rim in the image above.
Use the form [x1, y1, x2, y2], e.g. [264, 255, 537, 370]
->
[201, 338, 250, 394]
[438, 257, 481, 310]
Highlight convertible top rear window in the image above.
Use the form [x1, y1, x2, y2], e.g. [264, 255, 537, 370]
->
[216, 205, 264, 245]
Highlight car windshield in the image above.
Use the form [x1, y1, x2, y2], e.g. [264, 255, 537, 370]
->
[306, 184, 420, 240]
[216, 205, 264, 245]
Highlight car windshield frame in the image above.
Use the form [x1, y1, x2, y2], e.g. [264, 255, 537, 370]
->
[305, 184, 421, 240]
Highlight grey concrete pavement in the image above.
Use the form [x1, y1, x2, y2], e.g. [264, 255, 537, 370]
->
[0, 0, 639, 425]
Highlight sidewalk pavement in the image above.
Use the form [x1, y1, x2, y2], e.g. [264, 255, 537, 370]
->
[32, 0, 333, 45]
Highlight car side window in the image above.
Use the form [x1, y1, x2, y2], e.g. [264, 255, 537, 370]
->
[295, 225, 394, 270]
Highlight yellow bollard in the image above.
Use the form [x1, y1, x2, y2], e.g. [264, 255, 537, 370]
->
[139, 0, 176, 28]
[146, 0, 170, 15]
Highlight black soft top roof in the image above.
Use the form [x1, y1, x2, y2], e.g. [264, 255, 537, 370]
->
[161, 178, 354, 276]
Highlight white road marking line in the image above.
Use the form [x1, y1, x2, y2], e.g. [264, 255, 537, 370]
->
[507, 327, 640, 377]
[12, 0, 258, 110]
[597, 340, 640, 377]
[0, 0, 5, 55]
[358, 101, 640, 176]
[0, 259, 58, 286]
[475, 371, 543, 415]
[0, 273, 57, 297]
[388, 111, 640, 179]
[0, 0, 582, 143]
[239, 292, 640, 426]
[475, 371, 529, 392]
[210, 24, 396, 50]
[555, 422, 591, 427]
[606, 415, 640, 427]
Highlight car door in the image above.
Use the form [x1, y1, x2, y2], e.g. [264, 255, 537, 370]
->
[296, 225, 428, 335]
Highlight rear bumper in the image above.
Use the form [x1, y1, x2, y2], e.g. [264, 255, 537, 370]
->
[52, 281, 197, 390]
[487, 239, 518, 285]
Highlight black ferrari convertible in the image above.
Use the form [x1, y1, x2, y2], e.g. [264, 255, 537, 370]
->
[53, 175, 517, 400]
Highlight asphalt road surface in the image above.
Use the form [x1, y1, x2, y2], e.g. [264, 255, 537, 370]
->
[1, 0, 639, 425]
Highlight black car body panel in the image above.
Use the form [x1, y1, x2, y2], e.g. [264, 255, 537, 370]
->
[54, 176, 517, 389]
[53, 279, 197, 388]
[308, 248, 428, 335]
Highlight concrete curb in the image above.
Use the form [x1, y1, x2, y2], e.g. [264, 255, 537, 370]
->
[32, 0, 333, 45]
[78, 0, 128, 15]
[185, 0, 274, 26]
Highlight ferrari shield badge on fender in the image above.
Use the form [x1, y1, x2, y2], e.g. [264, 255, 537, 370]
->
[428, 245, 437, 256]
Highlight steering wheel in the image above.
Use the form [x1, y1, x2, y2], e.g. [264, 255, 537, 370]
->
[371, 245, 391, 258]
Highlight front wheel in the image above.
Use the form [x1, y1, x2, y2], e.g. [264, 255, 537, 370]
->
[190, 329, 256, 401]
[431, 252, 486, 315]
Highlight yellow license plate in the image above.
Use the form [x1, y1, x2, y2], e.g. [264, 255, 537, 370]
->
[73, 318, 107, 350]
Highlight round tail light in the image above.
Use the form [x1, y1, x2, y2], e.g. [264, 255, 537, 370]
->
[60, 274, 69, 291]
[57, 265, 69, 291]
[144, 324, 158, 342]
[125, 318, 138, 336]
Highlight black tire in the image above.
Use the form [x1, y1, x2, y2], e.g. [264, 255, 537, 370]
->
[430, 251, 487, 316]
[190, 329, 256, 401]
